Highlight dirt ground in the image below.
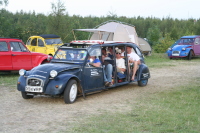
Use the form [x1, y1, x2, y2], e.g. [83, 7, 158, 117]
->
[0, 59, 199, 133]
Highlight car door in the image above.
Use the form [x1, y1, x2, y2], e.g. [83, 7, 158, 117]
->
[193, 37, 200, 55]
[35, 38, 47, 54]
[28, 38, 37, 52]
[82, 46, 104, 92]
[0, 41, 12, 70]
[10, 41, 33, 70]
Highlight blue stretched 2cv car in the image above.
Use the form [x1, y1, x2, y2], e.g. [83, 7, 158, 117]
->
[17, 40, 150, 104]
[167, 35, 200, 60]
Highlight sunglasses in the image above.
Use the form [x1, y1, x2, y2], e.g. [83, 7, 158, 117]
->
[116, 53, 121, 54]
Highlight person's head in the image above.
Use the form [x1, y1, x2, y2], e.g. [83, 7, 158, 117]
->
[108, 47, 113, 53]
[102, 48, 107, 55]
[119, 46, 124, 52]
[126, 46, 132, 54]
[115, 49, 121, 59]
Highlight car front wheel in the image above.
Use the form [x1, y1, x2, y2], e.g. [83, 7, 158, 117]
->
[187, 51, 192, 60]
[21, 92, 34, 99]
[138, 79, 148, 87]
[64, 79, 78, 104]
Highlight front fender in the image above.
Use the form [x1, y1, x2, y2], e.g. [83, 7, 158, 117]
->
[44, 74, 80, 95]
[17, 76, 27, 91]
[137, 64, 150, 80]
[31, 54, 50, 67]
[179, 48, 192, 57]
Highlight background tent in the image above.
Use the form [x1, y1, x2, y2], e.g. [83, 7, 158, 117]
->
[138, 37, 152, 56]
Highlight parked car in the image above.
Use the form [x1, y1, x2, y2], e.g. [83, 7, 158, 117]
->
[0, 38, 51, 72]
[167, 35, 200, 60]
[26, 34, 63, 56]
[17, 40, 150, 104]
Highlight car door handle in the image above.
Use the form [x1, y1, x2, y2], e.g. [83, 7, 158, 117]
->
[12, 54, 16, 56]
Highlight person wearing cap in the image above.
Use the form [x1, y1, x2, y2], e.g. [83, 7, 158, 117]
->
[115, 49, 126, 78]
[126, 46, 141, 81]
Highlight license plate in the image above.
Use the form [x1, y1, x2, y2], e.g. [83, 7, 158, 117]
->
[172, 54, 180, 56]
[25, 86, 43, 92]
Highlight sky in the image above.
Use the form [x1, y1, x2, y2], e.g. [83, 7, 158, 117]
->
[4, 0, 200, 20]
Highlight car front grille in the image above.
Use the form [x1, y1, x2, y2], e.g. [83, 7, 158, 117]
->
[172, 51, 180, 54]
[27, 78, 43, 86]
[172, 51, 180, 56]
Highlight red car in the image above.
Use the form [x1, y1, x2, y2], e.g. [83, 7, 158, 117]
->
[0, 38, 51, 71]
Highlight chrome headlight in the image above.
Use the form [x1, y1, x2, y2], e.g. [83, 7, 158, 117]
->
[168, 48, 172, 50]
[50, 70, 58, 78]
[19, 69, 26, 76]
[182, 48, 186, 50]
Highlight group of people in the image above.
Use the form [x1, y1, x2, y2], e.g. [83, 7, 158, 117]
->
[88, 46, 141, 87]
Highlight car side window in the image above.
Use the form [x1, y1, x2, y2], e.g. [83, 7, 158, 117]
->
[195, 38, 200, 45]
[38, 39, 44, 47]
[10, 42, 24, 52]
[31, 38, 37, 46]
[135, 47, 142, 57]
[26, 38, 31, 45]
[0, 42, 9, 51]
[19, 42, 28, 52]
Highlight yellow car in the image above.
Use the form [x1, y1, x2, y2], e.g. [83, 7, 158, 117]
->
[26, 34, 63, 56]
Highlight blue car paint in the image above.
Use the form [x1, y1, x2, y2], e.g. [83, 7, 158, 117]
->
[167, 45, 192, 57]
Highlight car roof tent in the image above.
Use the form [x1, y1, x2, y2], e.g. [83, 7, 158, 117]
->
[73, 20, 139, 46]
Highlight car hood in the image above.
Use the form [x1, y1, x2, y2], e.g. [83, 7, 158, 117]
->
[28, 63, 81, 77]
[172, 45, 191, 50]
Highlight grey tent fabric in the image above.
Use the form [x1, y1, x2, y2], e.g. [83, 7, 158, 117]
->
[89, 21, 139, 45]
[138, 37, 152, 55]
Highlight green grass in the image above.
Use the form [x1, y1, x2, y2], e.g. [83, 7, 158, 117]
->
[67, 84, 200, 133]
[0, 72, 19, 86]
[145, 53, 173, 68]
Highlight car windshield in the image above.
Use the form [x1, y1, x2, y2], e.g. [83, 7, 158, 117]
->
[45, 38, 63, 45]
[178, 38, 194, 45]
[53, 49, 87, 62]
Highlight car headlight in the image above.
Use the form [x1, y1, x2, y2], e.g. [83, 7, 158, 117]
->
[19, 69, 26, 76]
[182, 48, 186, 50]
[50, 70, 58, 78]
[168, 48, 172, 50]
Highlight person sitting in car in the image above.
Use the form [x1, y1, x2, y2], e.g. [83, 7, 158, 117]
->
[126, 46, 141, 81]
[115, 49, 126, 79]
[87, 56, 101, 67]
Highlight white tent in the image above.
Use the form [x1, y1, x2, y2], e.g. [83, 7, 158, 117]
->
[74, 20, 139, 46]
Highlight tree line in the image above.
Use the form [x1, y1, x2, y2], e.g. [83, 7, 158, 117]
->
[1, 0, 200, 53]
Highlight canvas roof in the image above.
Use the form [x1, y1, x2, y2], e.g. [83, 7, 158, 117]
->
[73, 21, 139, 46]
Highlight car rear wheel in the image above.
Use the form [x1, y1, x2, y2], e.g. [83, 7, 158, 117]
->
[21, 92, 34, 99]
[64, 79, 78, 104]
[138, 79, 148, 87]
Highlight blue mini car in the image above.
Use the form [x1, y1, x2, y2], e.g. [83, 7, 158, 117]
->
[167, 35, 200, 60]
[17, 40, 150, 104]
